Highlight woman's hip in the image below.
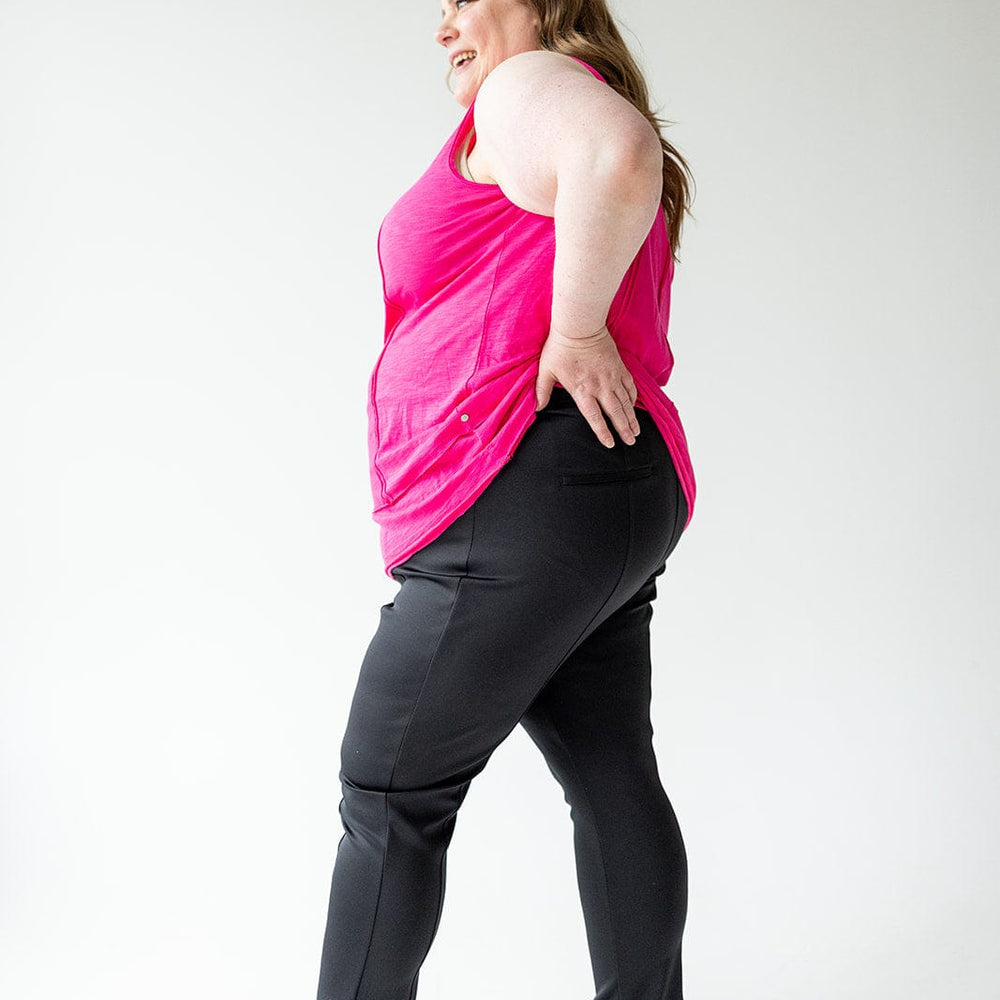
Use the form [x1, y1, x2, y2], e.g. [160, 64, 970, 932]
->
[398, 387, 686, 593]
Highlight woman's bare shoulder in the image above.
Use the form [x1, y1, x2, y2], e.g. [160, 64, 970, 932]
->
[474, 48, 652, 163]
[473, 49, 614, 157]
[471, 49, 655, 215]
[487, 48, 593, 82]
[476, 49, 595, 108]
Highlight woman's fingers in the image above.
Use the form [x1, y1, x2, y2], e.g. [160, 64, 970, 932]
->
[573, 392, 617, 448]
[590, 384, 639, 447]
[576, 388, 638, 448]
[624, 371, 638, 407]
[534, 365, 557, 412]
[535, 327, 641, 447]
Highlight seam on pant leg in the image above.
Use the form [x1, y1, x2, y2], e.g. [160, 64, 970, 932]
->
[352, 506, 478, 1000]
[412, 505, 476, 988]
[523, 479, 636, 711]
[511, 483, 640, 996]
[406, 823, 453, 1000]
[403, 501, 478, 998]
[386, 498, 476, 793]
[530, 695, 624, 997]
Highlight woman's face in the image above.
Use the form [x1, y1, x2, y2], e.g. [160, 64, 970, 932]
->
[436, 0, 543, 108]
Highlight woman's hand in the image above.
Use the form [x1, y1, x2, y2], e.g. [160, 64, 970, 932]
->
[535, 326, 640, 447]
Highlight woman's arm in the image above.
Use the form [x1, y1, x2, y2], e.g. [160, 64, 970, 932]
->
[473, 49, 664, 447]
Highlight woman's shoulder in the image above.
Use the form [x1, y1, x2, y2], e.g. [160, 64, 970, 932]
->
[478, 49, 596, 101]
[473, 50, 609, 144]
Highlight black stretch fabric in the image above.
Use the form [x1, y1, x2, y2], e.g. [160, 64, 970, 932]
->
[317, 388, 689, 1000]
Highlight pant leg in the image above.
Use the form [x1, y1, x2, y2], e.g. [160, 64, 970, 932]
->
[316, 390, 687, 1000]
[519, 555, 688, 1000]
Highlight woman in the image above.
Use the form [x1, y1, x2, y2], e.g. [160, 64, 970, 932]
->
[317, 1, 696, 997]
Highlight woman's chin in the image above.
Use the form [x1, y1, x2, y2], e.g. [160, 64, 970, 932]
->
[452, 68, 483, 108]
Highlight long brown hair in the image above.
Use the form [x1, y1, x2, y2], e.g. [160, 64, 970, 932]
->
[520, 0, 695, 260]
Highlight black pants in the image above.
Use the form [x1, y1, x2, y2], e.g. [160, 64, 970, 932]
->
[317, 388, 690, 1000]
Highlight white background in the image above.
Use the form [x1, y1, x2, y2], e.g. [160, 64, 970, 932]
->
[1, 1, 997, 997]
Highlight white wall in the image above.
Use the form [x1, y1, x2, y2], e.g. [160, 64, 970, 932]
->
[1, 1, 997, 998]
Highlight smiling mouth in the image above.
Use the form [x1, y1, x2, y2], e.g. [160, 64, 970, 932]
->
[452, 51, 477, 70]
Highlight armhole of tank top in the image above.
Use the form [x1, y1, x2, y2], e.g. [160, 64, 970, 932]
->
[449, 102, 478, 184]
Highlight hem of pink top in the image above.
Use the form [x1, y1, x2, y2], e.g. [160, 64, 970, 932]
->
[376, 373, 695, 578]
[378, 417, 532, 578]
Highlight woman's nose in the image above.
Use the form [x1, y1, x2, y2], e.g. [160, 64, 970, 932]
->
[435, 19, 456, 47]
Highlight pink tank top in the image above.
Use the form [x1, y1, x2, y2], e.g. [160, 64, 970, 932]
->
[368, 59, 696, 577]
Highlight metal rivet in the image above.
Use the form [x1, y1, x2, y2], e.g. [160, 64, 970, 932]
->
[460, 413, 469, 422]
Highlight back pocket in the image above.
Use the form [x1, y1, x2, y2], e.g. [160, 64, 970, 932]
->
[560, 464, 654, 486]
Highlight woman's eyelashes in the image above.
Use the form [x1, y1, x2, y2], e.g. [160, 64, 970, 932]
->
[441, 0, 470, 20]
